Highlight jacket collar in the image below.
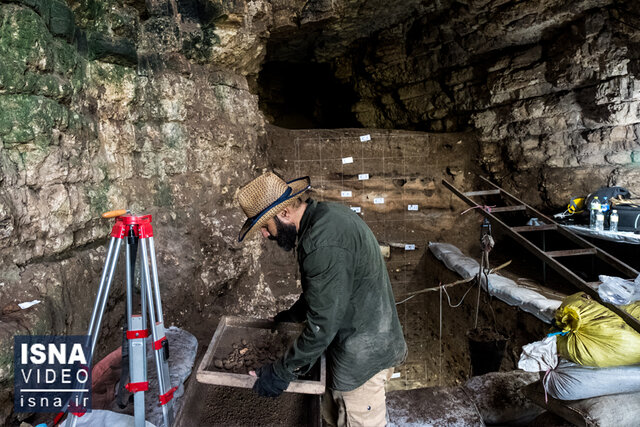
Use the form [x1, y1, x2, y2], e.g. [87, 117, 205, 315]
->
[297, 198, 317, 240]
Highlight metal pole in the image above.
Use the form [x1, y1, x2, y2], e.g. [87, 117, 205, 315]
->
[148, 237, 165, 325]
[139, 238, 165, 393]
[90, 238, 122, 357]
[68, 237, 122, 427]
[87, 237, 116, 338]
[126, 233, 134, 331]
[141, 236, 174, 427]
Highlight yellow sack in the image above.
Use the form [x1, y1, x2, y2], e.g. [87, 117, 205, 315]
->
[555, 292, 640, 367]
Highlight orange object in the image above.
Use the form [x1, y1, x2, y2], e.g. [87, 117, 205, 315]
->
[102, 209, 128, 219]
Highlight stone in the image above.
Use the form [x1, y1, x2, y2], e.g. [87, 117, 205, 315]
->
[86, 32, 137, 67]
[48, 0, 75, 41]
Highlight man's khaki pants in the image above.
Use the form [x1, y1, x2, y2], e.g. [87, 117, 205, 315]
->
[322, 368, 394, 427]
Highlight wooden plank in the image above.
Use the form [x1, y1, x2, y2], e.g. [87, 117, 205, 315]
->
[442, 178, 640, 335]
[522, 382, 589, 427]
[490, 205, 526, 212]
[511, 224, 558, 232]
[463, 189, 501, 197]
[545, 248, 597, 257]
[196, 315, 326, 395]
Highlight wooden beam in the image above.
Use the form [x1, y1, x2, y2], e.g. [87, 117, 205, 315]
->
[478, 176, 639, 278]
[545, 248, 597, 257]
[491, 205, 527, 213]
[463, 189, 501, 197]
[442, 178, 640, 334]
[512, 224, 558, 232]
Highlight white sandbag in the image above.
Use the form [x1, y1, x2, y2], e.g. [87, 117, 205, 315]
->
[518, 335, 557, 372]
[429, 242, 561, 323]
[524, 382, 640, 427]
[486, 275, 560, 323]
[543, 359, 640, 401]
[429, 242, 480, 279]
[70, 409, 156, 427]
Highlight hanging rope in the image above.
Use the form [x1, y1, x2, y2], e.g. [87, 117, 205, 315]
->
[395, 260, 511, 305]
[460, 205, 496, 215]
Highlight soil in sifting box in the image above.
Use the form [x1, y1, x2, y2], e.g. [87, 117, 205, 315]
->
[208, 325, 319, 380]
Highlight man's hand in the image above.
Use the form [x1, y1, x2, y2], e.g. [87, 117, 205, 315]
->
[250, 364, 290, 398]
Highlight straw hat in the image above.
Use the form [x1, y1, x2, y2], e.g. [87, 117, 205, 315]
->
[237, 172, 311, 242]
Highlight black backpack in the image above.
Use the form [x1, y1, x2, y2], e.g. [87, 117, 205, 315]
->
[584, 186, 631, 209]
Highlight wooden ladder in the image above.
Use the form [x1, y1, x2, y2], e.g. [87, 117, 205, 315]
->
[443, 176, 640, 334]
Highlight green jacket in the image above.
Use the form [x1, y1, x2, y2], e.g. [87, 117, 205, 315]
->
[273, 199, 407, 391]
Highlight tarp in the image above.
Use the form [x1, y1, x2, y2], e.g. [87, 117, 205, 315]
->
[72, 409, 157, 427]
[561, 224, 640, 245]
[145, 326, 198, 427]
[429, 242, 562, 323]
[518, 335, 557, 372]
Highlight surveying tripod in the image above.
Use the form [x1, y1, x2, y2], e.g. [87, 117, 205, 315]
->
[63, 210, 176, 427]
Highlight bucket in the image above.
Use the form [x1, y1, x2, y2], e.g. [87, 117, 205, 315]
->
[467, 327, 507, 376]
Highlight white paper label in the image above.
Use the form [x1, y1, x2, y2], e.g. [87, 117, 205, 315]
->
[350, 206, 361, 213]
[408, 204, 419, 211]
[405, 244, 416, 251]
[342, 156, 354, 164]
[18, 300, 41, 309]
[374, 198, 385, 204]
[358, 173, 369, 180]
[360, 134, 371, 142]
[341, 191, 352, 197]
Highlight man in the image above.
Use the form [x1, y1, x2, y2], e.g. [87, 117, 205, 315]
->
[237, 171, 406, 426]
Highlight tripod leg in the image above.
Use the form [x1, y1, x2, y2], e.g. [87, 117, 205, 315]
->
[65, 237, 122, 427]
[87, 237, 123, 354]
[140, 237, 175, 427]
[122, 233, 149, 427]
[128, 315, 148, 427]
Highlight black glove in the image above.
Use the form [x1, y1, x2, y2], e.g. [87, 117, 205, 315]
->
[253, 363, 290, 398]
[273, 309, 296, 323]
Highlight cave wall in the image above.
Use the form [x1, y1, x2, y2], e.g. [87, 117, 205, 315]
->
[0, 0, 277, 421]
[328, 0, 640, 207]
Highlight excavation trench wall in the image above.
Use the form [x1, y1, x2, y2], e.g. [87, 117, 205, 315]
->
[263, 126, 547, 390]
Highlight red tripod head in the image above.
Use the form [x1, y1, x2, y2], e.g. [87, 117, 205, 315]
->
[104, 210, 154, 239]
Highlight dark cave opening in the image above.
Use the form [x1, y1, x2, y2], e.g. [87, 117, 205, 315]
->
[257, 61, 360, 129]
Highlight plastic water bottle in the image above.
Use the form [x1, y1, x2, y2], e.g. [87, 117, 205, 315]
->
[610, 210, 619, 232]
[601, 197, 609, 213]
[595, 210, 604, 231]
[590, 197, 601, 229]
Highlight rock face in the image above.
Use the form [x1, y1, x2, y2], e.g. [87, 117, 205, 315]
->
[0, 0, 273, 422]
[261, 0, 640, 206]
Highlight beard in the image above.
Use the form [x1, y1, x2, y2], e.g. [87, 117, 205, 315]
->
[268, 216, 297, 252]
